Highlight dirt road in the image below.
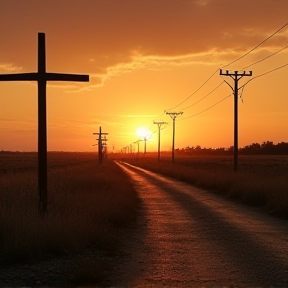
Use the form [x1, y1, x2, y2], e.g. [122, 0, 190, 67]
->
[111, 161, 288, 287]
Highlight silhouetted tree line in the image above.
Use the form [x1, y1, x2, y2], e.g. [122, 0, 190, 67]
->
[178, 141, 288, 155]
[239, 141, 288, 155]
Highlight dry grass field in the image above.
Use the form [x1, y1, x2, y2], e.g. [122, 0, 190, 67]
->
[119, 153, 288, 218]
[0, 152, 139, 267]
[1, 151, 287, 285]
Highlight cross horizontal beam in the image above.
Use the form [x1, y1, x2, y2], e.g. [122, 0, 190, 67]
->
[0, 73, 89, 82]
[0, 32, 90, 216]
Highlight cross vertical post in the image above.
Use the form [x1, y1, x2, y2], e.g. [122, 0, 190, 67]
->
[219, 69, 252, 172]
[38, 33, 48, 213]
[0, 32, 89, 216]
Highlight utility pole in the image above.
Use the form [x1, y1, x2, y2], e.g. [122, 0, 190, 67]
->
[144, 137, 146, 155]
[220, 69, 252, 172]
[93, 126, 108, 164]
[129, 144, 133, 154]
[98, 136, 108, 160]
[166, 112, 183, 163]
[153, 121, 168, 162]
[134, 140, 142, 157]
[0, 33, 89, 216]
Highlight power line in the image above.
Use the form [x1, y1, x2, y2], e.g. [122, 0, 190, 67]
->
[178, 44, 287, 112]
[179, 62, 288, 122]
[242, 45, 288, 70]
[166, 69, 219, 111]
[179, 94, 232, 121]
[239, 63, 288, 90]
[148, 22, 287, 141]
[222, 22, 288, 69]
[153, 111, 166, 119]
[180, 82, 224, 110]
[166, 22, 288, 113]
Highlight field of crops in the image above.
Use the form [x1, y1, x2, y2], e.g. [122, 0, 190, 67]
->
[119, 153, 288, 218]
[0, 152, 139, 268]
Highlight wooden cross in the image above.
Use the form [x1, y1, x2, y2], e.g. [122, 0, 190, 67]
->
[0, 33, 89, 215]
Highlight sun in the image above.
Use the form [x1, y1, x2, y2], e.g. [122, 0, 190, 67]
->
[136, 127, 152, 140]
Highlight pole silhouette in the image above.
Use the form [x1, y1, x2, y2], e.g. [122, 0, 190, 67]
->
[134, 140, 142, 157]
[166, 112, 183, 163]
[93, 126, 108, 164]
[220, 69, 252, 172]
[0, 33, 89, 215]
[153, 121, 168, 162]
[144, 137, 147, 155]
[122, 146, 128, 154]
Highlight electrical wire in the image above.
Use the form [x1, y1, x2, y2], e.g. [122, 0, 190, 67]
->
[147, 22, 288, 140]
[239, 63, 288, 90]
[242, 45, 288, 70]
[153, 111, 166, 119]
[167, 23, 288, 111]
[180, 82, 224, 110]
[222, 22, 288, 69]
[166, 22, 288, 112]
[179, 63, 288, 122]
[126, 61, 287, 147]
[179, 94, 232, 121]
[166, 69, 219, 111]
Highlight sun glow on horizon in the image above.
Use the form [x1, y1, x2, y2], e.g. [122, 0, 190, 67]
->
[136, 127, 153, 140]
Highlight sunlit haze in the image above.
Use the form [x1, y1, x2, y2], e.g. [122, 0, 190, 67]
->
[0, 0, 287, 152]
[136, 127, 153, 140]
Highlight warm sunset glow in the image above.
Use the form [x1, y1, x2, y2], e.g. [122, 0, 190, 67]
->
[0, 1, 287, 152]
[136, 127, 152, 140]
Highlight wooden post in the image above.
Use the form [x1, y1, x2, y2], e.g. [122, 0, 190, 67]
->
[93, 126, 108, 164]
[220, 69, 252, 172]
[166, 112, 183, 163]
[0, 33, 89, 215]
[153, 121, 168, 162]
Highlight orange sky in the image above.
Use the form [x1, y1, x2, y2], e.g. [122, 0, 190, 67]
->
[0, 0, 287, 152]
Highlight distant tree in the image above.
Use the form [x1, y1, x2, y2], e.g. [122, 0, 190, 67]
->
[275, 142, 288, 154]
[180, 141, 288, 155]
[195, 145, 201, 151]
[228, 146, 234, 152]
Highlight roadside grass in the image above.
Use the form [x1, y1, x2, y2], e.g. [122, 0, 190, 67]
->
[0, 153, 139, 270]
[120, 154, 288, 218]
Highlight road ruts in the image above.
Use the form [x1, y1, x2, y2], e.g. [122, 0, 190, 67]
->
[111, 161, 288, 287]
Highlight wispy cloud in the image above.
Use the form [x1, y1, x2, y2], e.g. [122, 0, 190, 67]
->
[118, 114, 157, 118]
[0, 63, 23, 73]
[194, 0, 209, 7]
[84, 51, 229, 90]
